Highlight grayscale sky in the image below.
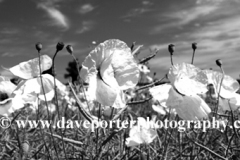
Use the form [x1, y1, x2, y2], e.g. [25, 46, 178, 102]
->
[0, 0, 239, 82]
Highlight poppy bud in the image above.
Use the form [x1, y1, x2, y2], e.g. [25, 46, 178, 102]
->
[168, 44, 174, 55]
[131, 41, 136, 51]
[56, 42, 64, 51]
[192, 43, 197, 50]
[216, 59, 222, 67]
[35, 42, 42, 52]
[66, 45, 73, 55]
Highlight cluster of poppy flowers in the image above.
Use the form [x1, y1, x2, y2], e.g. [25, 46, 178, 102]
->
[0, 39, 239, 148]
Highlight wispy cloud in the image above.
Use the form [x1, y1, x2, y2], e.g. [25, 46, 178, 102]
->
[142, 1, 153, 6]
[37, 1, 69, 30]
[76, 21, 95, 34]
[122, 1, 154, 19]
[78, 4, 95, 14]
[1, 52, 20, 57]
[123, 8, 152, 18]
[0, 28, 20, 34]
[150, 5, 218, 34]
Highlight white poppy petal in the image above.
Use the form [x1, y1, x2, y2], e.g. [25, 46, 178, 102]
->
[142, 129, 158, 144]
[204, 70, 239, 99]
[9, 55, 52, 79]
[80, 54, 97, 82]
[112, 91, 126, 108]
[230, 93, 240, 106]
[126, 126, 144, 147]
[87, 74, 118, 106]
[0, 95, 25, 116]
[92, 39, 139, 90]
[152, 104, 166, 115]
[168, 63, 208, 95]
[126, 118, 157, 147]
[177, 95, 211, 120]
[126, 137, 143, 147]
[168, 63, 208, 86]
[174, 76, 207, 96]
[219, 94, 240, 111]
[111, 47, 139, 90]
[13, 74, 56, 102]
[166, 87, 183, 108]
[0, 81, 17, 96]
[149, 84, 172, 104]
[100, 52, 120, 89]
[0, 99, 14, 116]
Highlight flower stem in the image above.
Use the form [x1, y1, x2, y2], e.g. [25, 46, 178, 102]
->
[71, 54, 91, 113]
[52, 50, 60, 118]
[170, 55, 173, 66]
[37, 51, 59, 160]
[191, 49, 195, 64]
[52, 50, 68, 159]
[215, 66, 225, 114]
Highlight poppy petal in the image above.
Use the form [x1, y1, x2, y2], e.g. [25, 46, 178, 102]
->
[9, 55, 52, 79]
[204, 70, 239, 99]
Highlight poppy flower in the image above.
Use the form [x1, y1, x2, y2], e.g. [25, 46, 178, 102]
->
[0, 55, 66, 116]
[0, 76, 25, 116]
[126, 117, 157, 147]
[80, 39, 139, 108]
[10, 55, 66, 100]
[203, 70, 240, 111]
[150, 63, 211, 120]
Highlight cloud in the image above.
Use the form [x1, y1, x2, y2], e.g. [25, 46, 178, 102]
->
[78, 4, 95, 14]
[122, 1, 154, 19]
[123, 8, 152, 18]
[0, 28, 20, 34]
[142, 1, 153, 6]
[1, 52, 21, 57]
[76, 21, 95, 34]
[196, 0, 225, 4]
[150, 5, 218, 34]
[37, 2, 69, 30]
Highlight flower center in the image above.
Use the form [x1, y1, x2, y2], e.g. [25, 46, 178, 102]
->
[0, 91, 9, 102]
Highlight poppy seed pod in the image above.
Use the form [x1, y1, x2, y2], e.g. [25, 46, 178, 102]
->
[35, 42, 42, 52]
[216, 59, 222, 67]
[66, 45, 73, 55]
[130, 41, 136, 51]
[192, 43, 197, 50]
[168, 44, 174, 55]
[56, 42, 65, 51]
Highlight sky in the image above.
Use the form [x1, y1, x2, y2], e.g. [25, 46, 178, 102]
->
[0, 0, 240, 82]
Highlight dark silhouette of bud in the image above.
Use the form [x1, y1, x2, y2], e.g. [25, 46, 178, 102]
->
[131, 41, 136, 51]
[192, 43, 197, 50]
[66, 45, 73, 55]
[168, 44, 174, 55]
[35, 42, 42, 52]
[216, 59, 222, 67]
[56, 42, 64, 51]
